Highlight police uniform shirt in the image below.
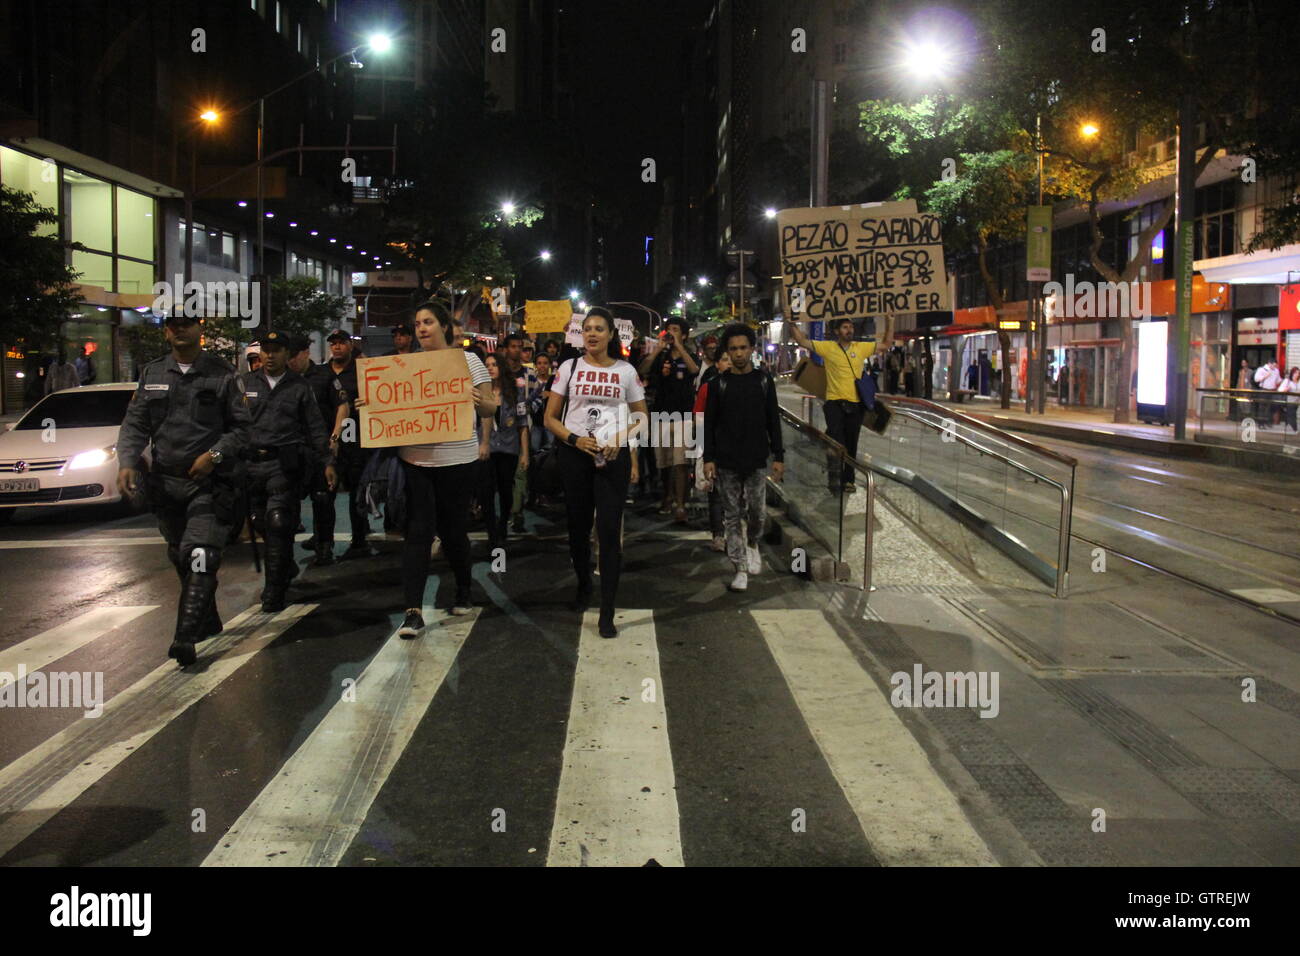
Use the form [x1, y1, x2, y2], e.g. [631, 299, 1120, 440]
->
[330, 358, 361, 425]
[236, 368, 330, 460]
[301, 360, 347, 435]
[118, 350, 251, 471]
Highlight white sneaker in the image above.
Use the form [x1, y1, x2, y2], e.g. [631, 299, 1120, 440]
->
[728, 570, 748, 592]
[746, 545, 761, 575]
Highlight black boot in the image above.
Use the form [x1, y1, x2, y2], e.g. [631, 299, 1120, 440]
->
[262, 532, 288, 613]
[199, 597, 222, 641]
[598, 604, 618, 639]
[172, 570, 218, 666]
[313, 541, 335, 566]
[572, 575, 594, 611]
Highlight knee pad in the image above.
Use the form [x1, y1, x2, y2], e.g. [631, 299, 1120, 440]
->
[183, 546, 222, 574]
[266, 507, 291, 534]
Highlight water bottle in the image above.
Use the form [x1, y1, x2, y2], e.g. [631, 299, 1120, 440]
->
[590, 428, 607, 468]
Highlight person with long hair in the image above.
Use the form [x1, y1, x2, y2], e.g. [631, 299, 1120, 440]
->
[1279, 366, 1300, 432]
[353, 301, 496, 637]
[482, 352, 529, 549]
[544, 307, 647, 637]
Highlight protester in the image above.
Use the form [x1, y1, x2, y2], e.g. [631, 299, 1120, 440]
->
[289, 336, 350, 565]
[325, 329, 375, 558]
[790, 316, 876, 492]
[1279, 366, 1300, 432]
[498, 332, 540, 531]
[703, 323, 784, 592]
[354, 302, 496, 636]
[545, 307, 647, 638]
[694, 347, 731, 552]
[526, 353, 556, 509]
[482, 353, 529, 549]
[638, 316, 698, 522]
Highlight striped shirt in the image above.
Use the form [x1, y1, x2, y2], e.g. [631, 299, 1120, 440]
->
[398, 351, 491, 468]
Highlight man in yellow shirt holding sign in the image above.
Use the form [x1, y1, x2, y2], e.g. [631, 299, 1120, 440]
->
[791, 317, 876, 493]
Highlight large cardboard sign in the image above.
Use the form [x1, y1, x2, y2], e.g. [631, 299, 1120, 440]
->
[357, 349, 475, 448]
[778, 200, 949, 322]
[525, 299, 573, 333]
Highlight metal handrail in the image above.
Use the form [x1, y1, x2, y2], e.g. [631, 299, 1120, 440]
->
[796, 392, 1073, 597]
[881, 395, 1079, 467]
[774, 406, 875, 595]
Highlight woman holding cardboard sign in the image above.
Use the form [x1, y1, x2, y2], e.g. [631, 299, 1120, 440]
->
[545, 307, 647, 638]
[354, 300, 496, 638]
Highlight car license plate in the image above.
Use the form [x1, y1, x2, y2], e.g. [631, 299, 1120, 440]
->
[0, 478, 38, 493]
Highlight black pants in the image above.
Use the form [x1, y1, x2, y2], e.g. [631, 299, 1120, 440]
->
[822, 399, 866, 486]
[400, 460, 474, 609]
[480, 452, 519, 538]
[558, 442, 630, 609]
[337, 446, 372, 546]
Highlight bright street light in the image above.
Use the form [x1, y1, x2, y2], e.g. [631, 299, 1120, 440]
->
[539, 249, 552, 262]
[199, 109, 219, 124]
[764, 207, 777, 219]
[902, 38, 954, 80]
[501, 201, 516, 216]
[569, 289, 580, 299]
[697, 276, 709, 286]
[1080, 122, 1100, 138]
[367, 33, 393, 54]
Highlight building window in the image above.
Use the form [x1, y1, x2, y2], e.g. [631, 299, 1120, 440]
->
[0, 145, 59, 237]
[833, 42, 847, 64]
[180, 221, 239, 271]
[1195, 180, 1236, 260]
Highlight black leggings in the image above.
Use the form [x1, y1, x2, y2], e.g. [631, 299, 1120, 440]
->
[401, 459, 474, 609]
[558, 442, 631, 608]
[480, 452, 519, 535]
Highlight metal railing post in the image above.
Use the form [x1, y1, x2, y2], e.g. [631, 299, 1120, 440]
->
[864, 469, 875, 598]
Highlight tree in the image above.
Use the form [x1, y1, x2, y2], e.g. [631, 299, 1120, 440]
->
[200, 276, 351, 367]
[0, 185, 83, 353]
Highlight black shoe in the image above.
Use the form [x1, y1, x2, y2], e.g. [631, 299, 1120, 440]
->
[168, 640, 196, 666]
[261, 590, 286, 613]
[339, 543, 376, 561]
[511, 514, 525, 533]
[450, 588, 473, 616]
[301, 535, 318, 551]
[313, 543, 335, 567]
[398, 610, 425, 638]
[598, 609, 618, 638]
[572, 578, 594, 611]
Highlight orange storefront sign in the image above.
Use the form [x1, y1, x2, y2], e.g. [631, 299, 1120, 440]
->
[1144, 276, 1230, 316]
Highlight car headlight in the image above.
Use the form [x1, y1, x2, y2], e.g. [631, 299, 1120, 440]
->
[69, 446, 117, 470]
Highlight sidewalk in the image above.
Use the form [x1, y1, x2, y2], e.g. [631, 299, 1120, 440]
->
[921, 395, 1300, 472]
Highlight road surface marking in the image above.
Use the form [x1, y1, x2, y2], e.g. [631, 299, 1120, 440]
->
[0, 604, 314, 861]
[0, 537, 167, 549]
[753, 609, 997, 866]
[0, 606, 157, 676]
[1229, 587, 1300, 604]
[547, 609, 683, 867]
[203, 606, 477, 867]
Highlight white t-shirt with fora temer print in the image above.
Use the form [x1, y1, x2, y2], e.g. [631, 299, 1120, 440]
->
[550, 356, 645, 446]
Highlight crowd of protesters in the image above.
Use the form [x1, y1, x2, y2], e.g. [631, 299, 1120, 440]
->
[135, 302, 800, 656]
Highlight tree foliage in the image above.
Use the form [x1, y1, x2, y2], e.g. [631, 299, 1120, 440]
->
[0, 185, 84, 353]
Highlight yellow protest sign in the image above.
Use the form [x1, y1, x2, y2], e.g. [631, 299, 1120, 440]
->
[777, 199, 949, 323]
[525, 299, 573, 333]
[356, 349, 475, 448]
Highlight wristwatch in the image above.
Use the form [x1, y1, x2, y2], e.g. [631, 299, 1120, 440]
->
[566, 432, 579, 447]
[208, 448, 224, 465]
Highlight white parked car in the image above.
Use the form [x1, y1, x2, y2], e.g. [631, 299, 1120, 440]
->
[0, 383, 142, 523]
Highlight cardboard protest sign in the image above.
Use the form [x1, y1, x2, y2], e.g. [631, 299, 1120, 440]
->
[525, 299, 573, 333]
[564, 314, 585, 347]
[614, 318, 634, 351]
[357, 349, 475, 448]
[778, 200, 949, 323]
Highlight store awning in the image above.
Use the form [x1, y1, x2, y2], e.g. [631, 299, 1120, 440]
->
[1197, 243, 1300, 285]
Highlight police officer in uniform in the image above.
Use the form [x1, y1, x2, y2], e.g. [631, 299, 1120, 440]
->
[237, 331, 336, 611]
[288, 336, 350, 565]
[117, 314, 251, 667]
[325, 328, 374, 559]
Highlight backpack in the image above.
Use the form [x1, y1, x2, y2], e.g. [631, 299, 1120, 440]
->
[357, 447, 407, 527]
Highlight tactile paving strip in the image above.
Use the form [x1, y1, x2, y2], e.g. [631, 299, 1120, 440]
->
[1035, 679, 1202, 770]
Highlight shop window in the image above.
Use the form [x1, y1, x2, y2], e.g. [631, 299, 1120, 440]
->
[115, 186, 154, 261]
[65, 169, 113, 253]
[71, 249, 113, 290]
[117, 258, 154, 296]
[0, 146, 59, 236]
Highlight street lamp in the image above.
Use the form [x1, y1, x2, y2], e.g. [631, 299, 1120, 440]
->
[1080, 122, 1100, 138]
[763, 207, 777, 219]
[539, 250, 552, 262]
[199, 109, 219, 125]
[569, 289, 580, 299]
[501, 201, 516, 216]
[697, 276, 709, 286]
[902, 38, 955, 81]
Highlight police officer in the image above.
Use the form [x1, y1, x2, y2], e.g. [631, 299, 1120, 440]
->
[325, 328, 374, 559]
[237, 331, 336, 611]
[288, 336, 350, 565]
[116, 314, 251, 667]
[385, 321, 418, 356]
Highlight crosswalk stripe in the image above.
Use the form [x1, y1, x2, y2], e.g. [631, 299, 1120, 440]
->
[203, 606, 478, 867]
[547, 609, 683, 867]
[0, 537, 168, 550]
[0, 604, 314, 861]
[0, 606, 158, 676]
[753, 609, 998, 866]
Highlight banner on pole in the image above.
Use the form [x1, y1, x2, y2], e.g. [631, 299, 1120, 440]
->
[525, 299, 573, 333]
[357, 350, 476, 448]
[777, 199, 949, 324]
[1026, 206, 1053, 281]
